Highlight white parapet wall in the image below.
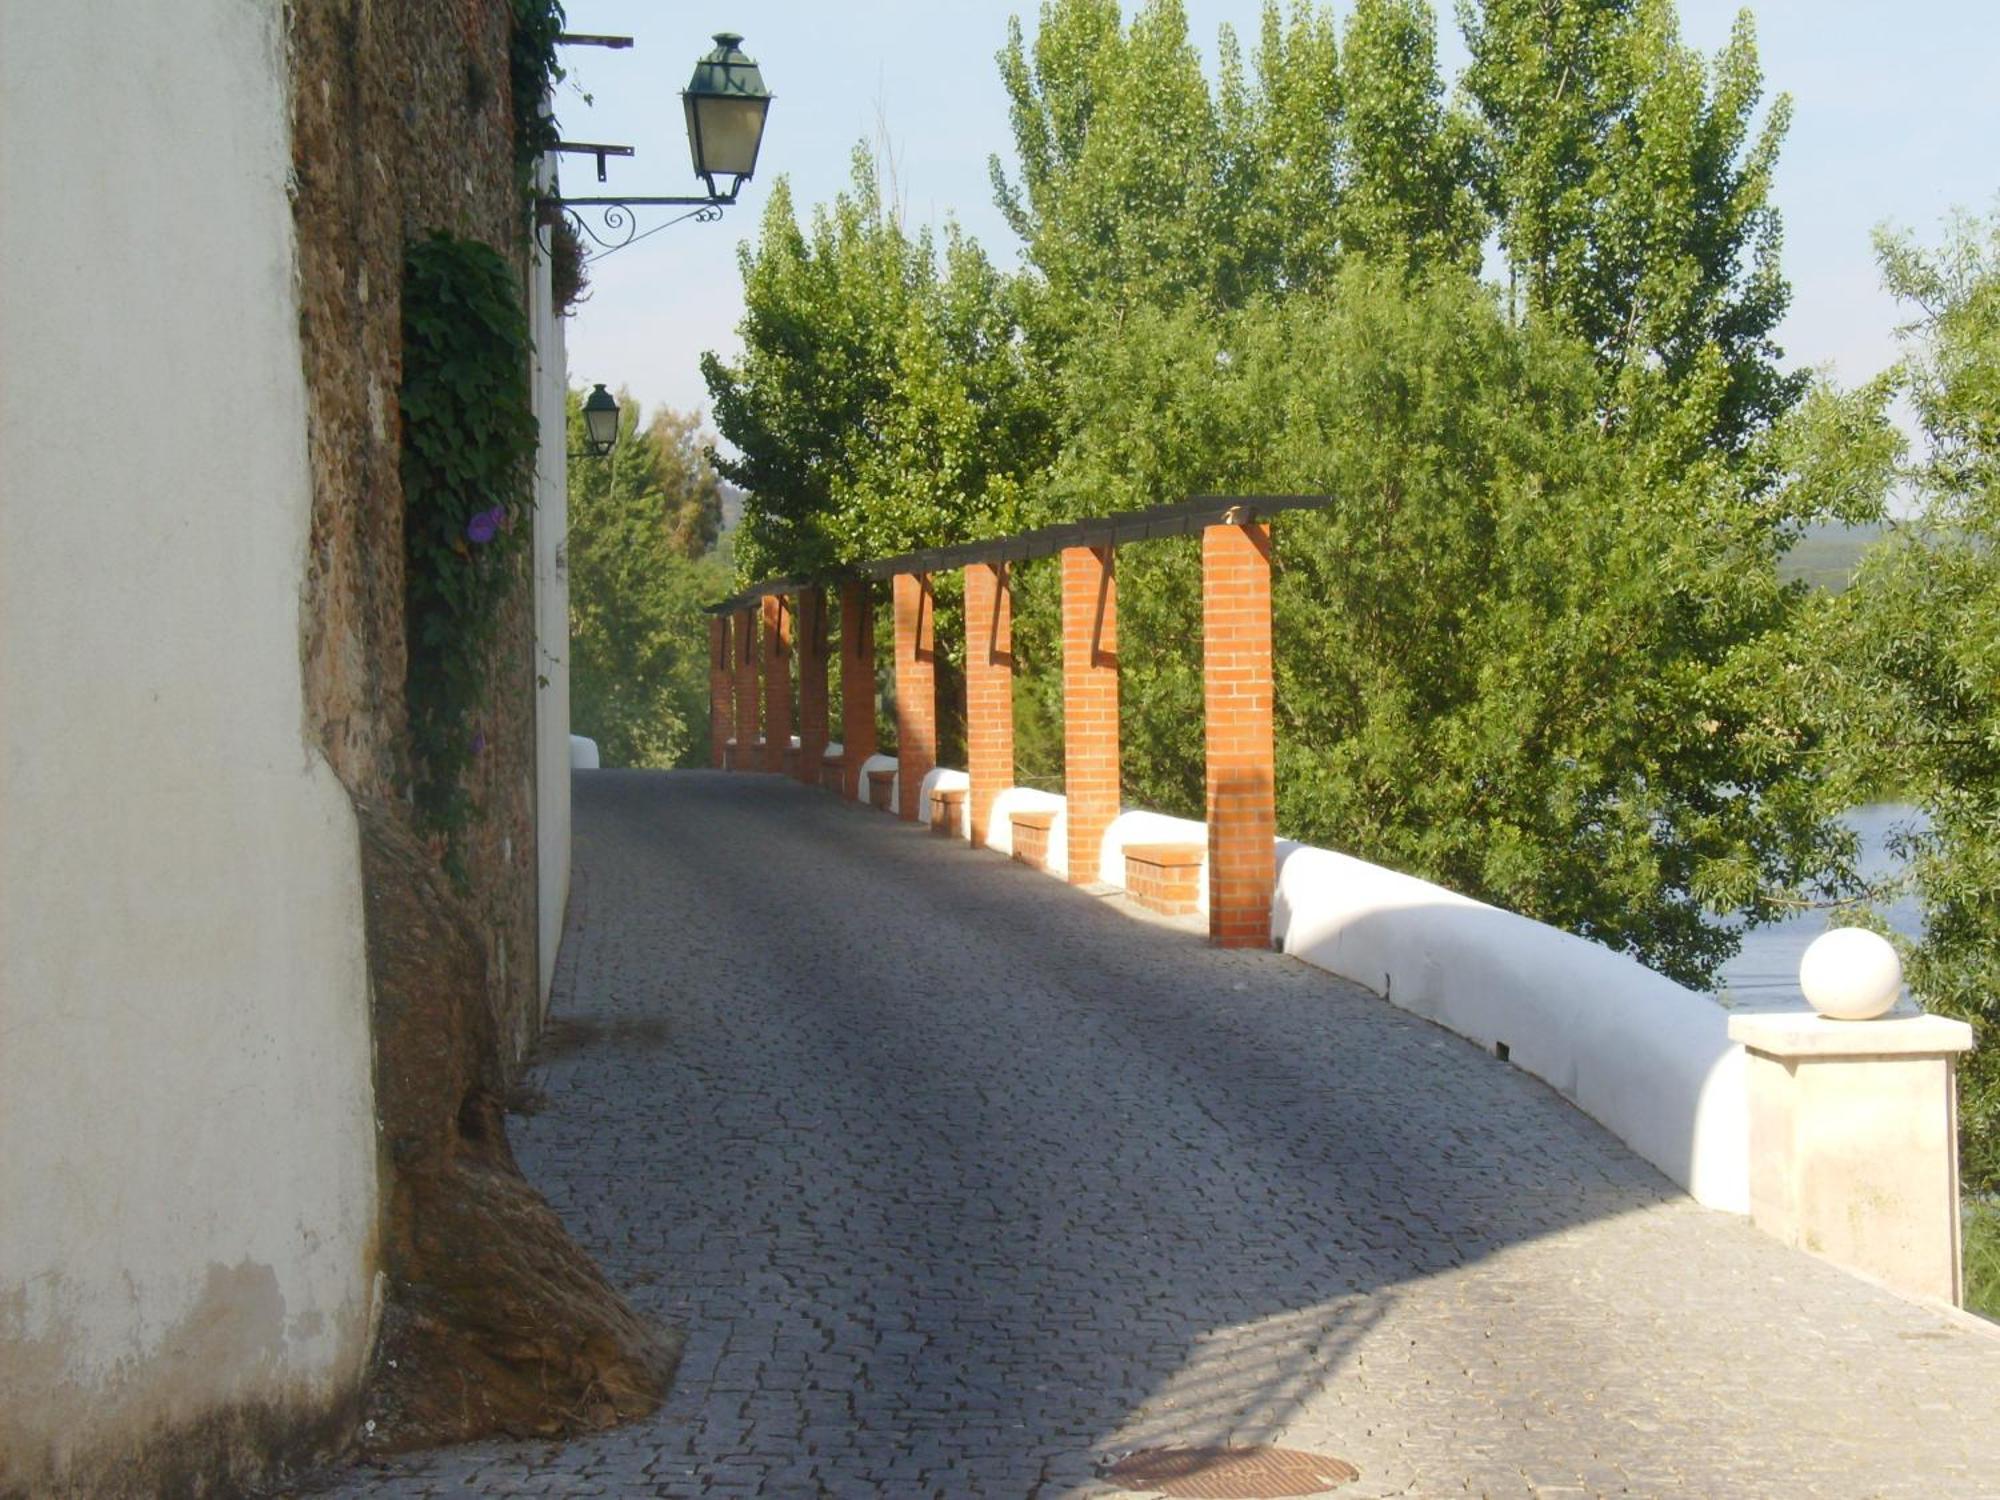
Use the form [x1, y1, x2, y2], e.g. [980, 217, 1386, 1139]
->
[862, 772, 1750, 1214]
[1272, 843, 1749, 1213]
[0, 1, 379, 1489]
[987, 787, 1069, 876]
[918, 767, 971, 837]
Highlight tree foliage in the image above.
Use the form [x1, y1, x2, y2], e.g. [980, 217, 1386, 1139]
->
[1462, 0, 1802, 455]
[566, 390, 729, 769]
[1814, 209, 2000, 1191]
[701, 156, 1052, 581]
[1047, 268, 1848, 983]
[707, 0, 1850, 989]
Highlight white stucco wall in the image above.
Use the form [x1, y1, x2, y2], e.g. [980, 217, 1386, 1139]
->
[1272, 844, 1749, 1213]
[530, 165, 572, 1008]
[0, 1, 379, 1484]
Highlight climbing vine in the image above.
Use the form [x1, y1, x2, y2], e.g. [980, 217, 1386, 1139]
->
[400, 232, 538, 857]
[509, 0, 565, 187]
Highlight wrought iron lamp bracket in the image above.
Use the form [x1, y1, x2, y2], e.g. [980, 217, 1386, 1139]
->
[537, 191, 738, 262]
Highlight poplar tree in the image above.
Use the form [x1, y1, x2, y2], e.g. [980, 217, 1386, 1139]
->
[1462, 0, 1803, 452]
[1816, 210, 2000, 1190]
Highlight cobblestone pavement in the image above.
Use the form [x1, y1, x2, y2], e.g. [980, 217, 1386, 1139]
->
[301, 771, 2000, 1499]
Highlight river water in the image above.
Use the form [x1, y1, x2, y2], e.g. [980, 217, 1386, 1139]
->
[1713, 802, 1927, 1008]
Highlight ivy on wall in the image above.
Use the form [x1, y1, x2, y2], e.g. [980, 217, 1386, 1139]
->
[399, 232, 538, 859]
[509, 0, 565, 187]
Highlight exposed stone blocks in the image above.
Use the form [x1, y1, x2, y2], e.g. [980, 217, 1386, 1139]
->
[1061, 546, 1119, 886]
[795, 587, 829, 786]
[760, 594, 791, 775]
[1010, 809, 1056, 872]
[708, 617, 730, 769]
[892, 573, 936, 822]
[964, 563, 1014, 849]
[1203, 522, 1275, 948]
[839, 582, 877, 801]
[1123, 842, 1204, 917]
[733, 608, 758, 771]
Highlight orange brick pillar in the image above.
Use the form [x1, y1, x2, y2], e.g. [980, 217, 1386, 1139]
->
[1203, 519, 1275, 947]
[839, 580, 876, 799]
[733, 607, 758, 771]
[1061, 544, 1119, 885]
[964, 562, 1014, 848]
[761, 594, 792, 773]
[795, 586, 830, 785]
[892, 571, 936, 821]
[708, 615, 731, 768]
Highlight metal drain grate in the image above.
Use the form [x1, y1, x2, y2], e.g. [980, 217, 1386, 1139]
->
[1099, 1445, 1360, 1498]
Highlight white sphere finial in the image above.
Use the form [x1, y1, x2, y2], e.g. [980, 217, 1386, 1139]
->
[1799, 927, 1903, 1020]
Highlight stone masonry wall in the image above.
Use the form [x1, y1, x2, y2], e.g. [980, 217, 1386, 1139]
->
[290, 0, 539, 1070]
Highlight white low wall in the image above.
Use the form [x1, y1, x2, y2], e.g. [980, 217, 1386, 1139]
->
[918, 767, 971, 836]
[987, 787, 1068, 876]
[1101, 809, 1210, 911]
[1274, 844, 1748, 1213]
[857, 766, 1750, 1214]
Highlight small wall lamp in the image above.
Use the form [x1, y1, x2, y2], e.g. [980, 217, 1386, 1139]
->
[577, 384, 619, 459]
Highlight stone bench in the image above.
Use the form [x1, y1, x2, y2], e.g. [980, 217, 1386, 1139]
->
[1122, 842, 1204, 916]
[866, 767, 896, 811]
[1010, 809, 1056, 872]
[930, 786, 966, 837]
[820, 749, 845, 793]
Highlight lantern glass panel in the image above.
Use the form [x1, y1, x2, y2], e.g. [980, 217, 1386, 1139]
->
[583, 388, 620, 455]
[686, 93, 769, 182]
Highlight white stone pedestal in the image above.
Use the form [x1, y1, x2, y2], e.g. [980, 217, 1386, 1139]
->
[1729, 1011, 1975, 1305]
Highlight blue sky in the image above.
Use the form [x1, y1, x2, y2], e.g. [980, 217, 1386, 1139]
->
[554, 1, 2000, 440]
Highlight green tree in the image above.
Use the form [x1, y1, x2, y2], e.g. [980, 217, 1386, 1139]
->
[1462, 0, 1802, 454]
[703, 152, 1051, 580]
[1818, 209, 2000, 1191]
[1049, 267, 1850, 983]
[566, 389, 728, 768]
[1336, 0, 1486, 273]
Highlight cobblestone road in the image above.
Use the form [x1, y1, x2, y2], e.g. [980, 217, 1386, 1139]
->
[304, 771, 2000, 1498]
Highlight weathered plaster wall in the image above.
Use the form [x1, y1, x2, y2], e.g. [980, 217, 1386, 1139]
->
[0, 2, 378, 1493]
[288, 0, 540, 1069]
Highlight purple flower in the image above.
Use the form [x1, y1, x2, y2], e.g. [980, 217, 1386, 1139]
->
[466, 506, 506, 545]
[470, 731, 486, 756]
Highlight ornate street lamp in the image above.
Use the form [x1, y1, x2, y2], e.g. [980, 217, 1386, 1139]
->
[683, 34, 773, 200]
[580, 384, 620, 458]
[543, 31, 774, 259]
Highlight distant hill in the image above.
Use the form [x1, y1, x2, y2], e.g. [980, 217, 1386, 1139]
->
[1779, 521, 1887, 593]
[718, 481, 746, 535]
